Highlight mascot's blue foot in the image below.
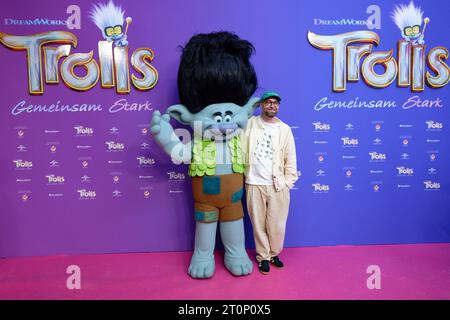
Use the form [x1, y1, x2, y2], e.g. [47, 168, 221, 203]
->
[188, 256, 215, 279]
[220, 219, 253, 276]
[188, 221, 217, 279]
[224, 253, 253, 276]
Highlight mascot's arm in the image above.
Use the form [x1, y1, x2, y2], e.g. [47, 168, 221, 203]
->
[150, 110, 192, 164]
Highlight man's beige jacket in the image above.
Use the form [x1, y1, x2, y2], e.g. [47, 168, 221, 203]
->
[241, 115, 298, 191]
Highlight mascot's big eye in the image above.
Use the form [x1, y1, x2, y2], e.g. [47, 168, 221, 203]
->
[224, 115, 232, 123]
[214, 115, 223, 123]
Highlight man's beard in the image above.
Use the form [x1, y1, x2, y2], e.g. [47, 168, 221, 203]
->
[264, 110, 277, 118]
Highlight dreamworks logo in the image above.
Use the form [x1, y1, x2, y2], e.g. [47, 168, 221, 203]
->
[369, 152, 386, 162]
[77, 189, 96, 199]
[46, 174, 65, 184]
[312, 183, 330, 193]
[313, 5, 381, 29]
[341, 137, 359, 147]
[312, 122, 331, 132]
[5, 18, 67, 26]
[74, 126, 93, 136]
[425, 121, 443, 131]
[13, 159, 33, 169]
[424, 181, 440, 191]
[396, 166, 414, 176]
[4, 5, 81, 29]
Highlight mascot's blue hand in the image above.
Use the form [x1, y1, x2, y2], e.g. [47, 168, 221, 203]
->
[150, 110, 175, 147]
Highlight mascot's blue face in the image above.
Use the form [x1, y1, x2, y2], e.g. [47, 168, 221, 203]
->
[172, 31, 258, 141]
[167, 100, 258, 141]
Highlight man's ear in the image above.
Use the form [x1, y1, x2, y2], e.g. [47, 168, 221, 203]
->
[167, 104, 194, 125]
[244, 97, 260, 118]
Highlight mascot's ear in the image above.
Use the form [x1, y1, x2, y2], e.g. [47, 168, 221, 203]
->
[167, 104, 194, 125]
[244, 97, 260, 118]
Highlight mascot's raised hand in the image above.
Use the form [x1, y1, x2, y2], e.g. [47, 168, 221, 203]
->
[150, 111, 171, 142]
[150, 110, 182, 159]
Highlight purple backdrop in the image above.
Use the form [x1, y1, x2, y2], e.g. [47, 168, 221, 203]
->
[1, 0, 449, 258]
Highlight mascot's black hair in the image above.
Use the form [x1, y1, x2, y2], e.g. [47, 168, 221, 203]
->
[177, 31, 258, 113]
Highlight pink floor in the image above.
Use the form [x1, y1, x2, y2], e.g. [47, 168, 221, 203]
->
[1, 243, 450, 300]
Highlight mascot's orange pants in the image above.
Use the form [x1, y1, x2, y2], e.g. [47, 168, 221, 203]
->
[192, 173, 244, 223]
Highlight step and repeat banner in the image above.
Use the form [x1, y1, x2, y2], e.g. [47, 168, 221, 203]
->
[1, 0, 449, 257]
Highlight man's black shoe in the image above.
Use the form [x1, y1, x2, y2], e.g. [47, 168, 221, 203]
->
[270, 256, 284, 269]
[258, 260, 270, 274]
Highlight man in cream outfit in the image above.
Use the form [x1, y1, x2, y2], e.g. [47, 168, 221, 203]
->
[242, 91, 298, 274]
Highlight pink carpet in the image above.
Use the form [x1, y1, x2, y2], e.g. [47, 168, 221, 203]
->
[1, 243, 449, 300]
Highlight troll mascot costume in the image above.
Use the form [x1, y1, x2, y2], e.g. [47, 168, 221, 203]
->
[150, 32, 259, 279]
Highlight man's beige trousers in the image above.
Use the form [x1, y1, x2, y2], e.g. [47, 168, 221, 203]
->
[246, 184, 290, 262]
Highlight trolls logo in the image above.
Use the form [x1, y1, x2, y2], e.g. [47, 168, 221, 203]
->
[105, 141, 125, 150]
[78, 189, 96, 199]
[167, 171, 186, 180]
[424, 180, 440, 190]
[308, 1, 449, 92]
[425, 120, 443, 130]
[74, 126, 94, 135]
[46, 174, 65, 183]
[0, 1, 158, 95]
[137, 156, 155, 166]
[397, 166, 414, 175]
[341, 137, 359, 146]
[312, 122, 331, 132]
[369, 152, 387, 161]
[13, 160, 33, 168]
[312, 183, 330, 192]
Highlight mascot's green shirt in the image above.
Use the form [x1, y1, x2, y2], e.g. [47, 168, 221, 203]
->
[189, 135, 245, 176]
